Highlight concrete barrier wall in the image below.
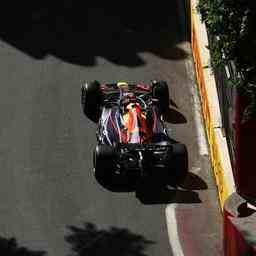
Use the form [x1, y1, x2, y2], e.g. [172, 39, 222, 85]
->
[190, 0, 235, 208]
[223, 193, 256, 255]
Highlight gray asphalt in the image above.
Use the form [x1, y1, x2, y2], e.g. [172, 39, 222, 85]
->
[0, 4, 222, 256]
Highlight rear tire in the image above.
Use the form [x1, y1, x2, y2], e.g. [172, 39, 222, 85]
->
[167, 143, 188, 186]
[152, 80, 170, 114]
[93, 145, 137, 191]
[81, 80, 101, 122]
[93, 144, 117, 183]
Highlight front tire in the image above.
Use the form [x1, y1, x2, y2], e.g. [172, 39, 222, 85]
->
[152, 80, 170, 114]
[81, 80, 101, 122]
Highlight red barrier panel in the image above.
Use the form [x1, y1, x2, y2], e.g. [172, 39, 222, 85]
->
[234, 93, 256, 202]
[224, 192, 256, 256]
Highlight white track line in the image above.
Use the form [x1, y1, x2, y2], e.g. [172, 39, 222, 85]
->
[185, 54, 209, 156]
[166, 205, 184, 256]
[165, 45, 209, 255]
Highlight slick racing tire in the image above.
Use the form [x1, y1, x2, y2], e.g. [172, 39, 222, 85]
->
[93, 144, 135, 191]
[81, 80, 101, 122]
[152, 80, 170, 114]
[168, 143, 188, 186]
[93, 144, 118, 185]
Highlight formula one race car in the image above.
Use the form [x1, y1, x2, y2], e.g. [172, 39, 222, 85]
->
[81, 80, 188, 188]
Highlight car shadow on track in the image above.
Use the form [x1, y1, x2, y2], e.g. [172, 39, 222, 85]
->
[65, 222, 154, 256]
[164, 107, 187, 124]
[163, 98, 187, 124]
[136, 187, 201, 205]
[95, 171, 207, 205]
[180, 172, 208, 190]
[95, 175, 137, 193]
[135, 172, 207, 205]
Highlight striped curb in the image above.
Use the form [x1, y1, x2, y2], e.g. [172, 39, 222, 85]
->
[190, 0, 236, 208]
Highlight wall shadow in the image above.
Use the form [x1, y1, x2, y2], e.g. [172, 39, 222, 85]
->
[0, 237, 45, 256]
[0, 3, 187, 66]
[65, 223, 154, 256]
[237, 203, 256, 218]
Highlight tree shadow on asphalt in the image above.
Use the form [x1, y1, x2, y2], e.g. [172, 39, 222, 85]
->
[65, 223, 154, 256]
[0, 3, 188, 66]
[0, 237, 45, 256]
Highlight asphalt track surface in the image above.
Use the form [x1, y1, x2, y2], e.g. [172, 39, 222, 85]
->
[0, 4, 222, 256]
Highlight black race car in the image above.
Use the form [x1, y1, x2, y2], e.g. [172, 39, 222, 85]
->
[81, 80, 188, 188]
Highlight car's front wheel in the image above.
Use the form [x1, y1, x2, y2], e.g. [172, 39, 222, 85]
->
[81, 80, 101, 122]
[152, 80, 170, 114]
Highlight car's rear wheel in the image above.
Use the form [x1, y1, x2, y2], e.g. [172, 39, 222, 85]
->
[81, 80, 101, 122]
[152, 80, 170, 114]
[167, 143, 188, 186]
[93, 144, 137, 191]
[93, 144, 116, 182]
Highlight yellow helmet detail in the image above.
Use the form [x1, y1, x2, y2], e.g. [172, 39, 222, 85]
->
[117, 81, 128, 88]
